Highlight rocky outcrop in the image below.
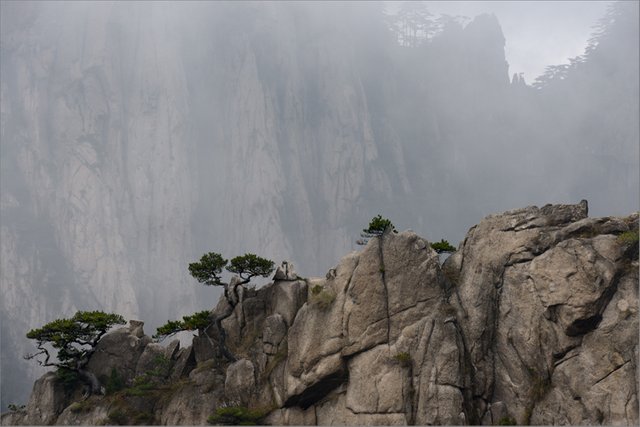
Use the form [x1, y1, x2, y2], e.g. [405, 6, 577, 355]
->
[447, 202, 638, 425]
[4, 203, 638, 426]
[2, 1, 637, 411]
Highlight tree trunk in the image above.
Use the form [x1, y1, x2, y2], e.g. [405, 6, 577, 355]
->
[210, 280, 243, 362]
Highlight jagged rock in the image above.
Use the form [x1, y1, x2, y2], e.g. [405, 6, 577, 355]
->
[268, 280, 308, 327]
[0, 411, 26, 426]
[263, 314, 287, 355]
[54, 397, 110, 425]
[212, 280, 307, 360]
[451, 202, 638, 424]
[274, 261, 298, 281]
[22, 372, 67, 425]
[285, 231, 446, 406]
[159, 363, 225, 425]
[135, 343, 168, 378]
[8, 203, 638, 426]
[380, 231, 442, 340]
[285, 253, 356, 400]
[86, 326, 151, 385]
[158, 386, 220, 426]
[192, 334, 217, 365]
[169, 346, 196, 381]
[530, 267, 639, 425]
[529, 236, 620, 336]
[128, 320, 145, 338]
[165, 339, 181, 360]
[341, 240, 389, 356]
[224, 359, 256, 402]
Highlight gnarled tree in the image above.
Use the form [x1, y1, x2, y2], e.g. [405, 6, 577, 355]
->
[157, 252, 275, 362]
[24, 311, 126, 396]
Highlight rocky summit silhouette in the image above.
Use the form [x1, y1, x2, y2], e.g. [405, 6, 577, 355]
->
[3, 201, 638, 425]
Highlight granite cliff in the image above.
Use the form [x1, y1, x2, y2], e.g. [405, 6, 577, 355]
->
[2, 1, 638, 409]
[3, 202, 638, 425]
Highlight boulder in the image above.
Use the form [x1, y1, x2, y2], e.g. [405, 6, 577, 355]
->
[86, 325, 151, 385]
[224, 359, 256, 403]
[135, 343, 168, 378]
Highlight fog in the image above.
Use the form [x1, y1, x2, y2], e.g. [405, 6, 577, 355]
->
[1, 0, 638, 409]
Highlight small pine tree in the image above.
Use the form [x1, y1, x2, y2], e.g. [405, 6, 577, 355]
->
[157, 252, 275, 362]
[25, 311, 126, 395]
[357, 215, 395, 245]
[430, 239, 456, 253]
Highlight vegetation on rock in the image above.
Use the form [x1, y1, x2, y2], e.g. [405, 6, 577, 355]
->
[497, 416, 517, 425]
[226, 254, 275, 283]
[364, 214, 395, 235]
[188, 252, 228, 286]
[154, 311, 212, 341]
[617, 230, 639, 245]
[104, 368, 125, 395]
[357, 214, 396, 245]
[24, 311, 125, 395]
[309, 288, 336, 310]
[430, 238, 456, 253]
[393, 352, 412, 367]
[158, 252, 275, 362]
[207, 406, 270, 426]
[7, 404, 25, 413]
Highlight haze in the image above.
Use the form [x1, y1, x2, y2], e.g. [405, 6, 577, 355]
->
[1, 0, 638, 409]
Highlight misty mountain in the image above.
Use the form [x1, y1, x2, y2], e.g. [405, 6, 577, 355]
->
[1, 1, 637, 409]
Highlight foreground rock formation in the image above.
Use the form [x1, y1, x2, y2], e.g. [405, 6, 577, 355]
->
[3, 202, 638, 425]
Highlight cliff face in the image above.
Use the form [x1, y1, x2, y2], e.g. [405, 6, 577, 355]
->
[5, 202, 638, 426]
[2, 1, 638, 411]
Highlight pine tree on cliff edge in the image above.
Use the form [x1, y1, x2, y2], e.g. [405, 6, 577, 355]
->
[154, 252, 275, 362]
[24, 311, 126, 396]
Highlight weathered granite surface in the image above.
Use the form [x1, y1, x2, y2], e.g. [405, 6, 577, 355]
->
[3, 203, 637, 425]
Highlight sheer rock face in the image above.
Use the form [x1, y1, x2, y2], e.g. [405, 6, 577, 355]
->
[449, 203, 638, 425]
[7, 203, 638, 426]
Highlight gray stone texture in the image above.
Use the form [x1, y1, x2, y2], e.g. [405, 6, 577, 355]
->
[11, 204, 638, 426]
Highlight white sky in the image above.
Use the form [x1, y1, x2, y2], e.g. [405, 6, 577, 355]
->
[388, 1, 611, 82]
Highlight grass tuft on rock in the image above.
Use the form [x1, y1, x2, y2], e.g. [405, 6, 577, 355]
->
[207, 406, 270, 425]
